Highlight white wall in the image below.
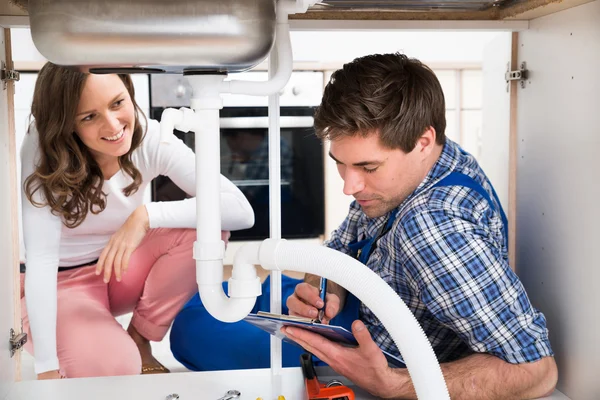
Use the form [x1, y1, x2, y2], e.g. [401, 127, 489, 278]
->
[515, 2, 600, 398]
[10, 27, 45, 65]
[290, 31, 503, 64]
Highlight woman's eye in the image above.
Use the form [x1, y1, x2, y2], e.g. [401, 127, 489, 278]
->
[82, 114, 95, 122]
[364, 166, 378, 174]
[113, 99, 125, 107]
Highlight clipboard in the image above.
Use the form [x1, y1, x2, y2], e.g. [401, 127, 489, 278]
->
[243, 311, 406, 368]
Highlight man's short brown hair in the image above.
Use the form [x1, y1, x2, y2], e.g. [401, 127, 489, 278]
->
[314, 53, 446, 153]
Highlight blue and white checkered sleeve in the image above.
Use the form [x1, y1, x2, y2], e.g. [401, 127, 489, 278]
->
[396, 207, 554, 364]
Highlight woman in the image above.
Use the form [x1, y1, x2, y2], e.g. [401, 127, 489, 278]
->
[20, 62, 254, 380]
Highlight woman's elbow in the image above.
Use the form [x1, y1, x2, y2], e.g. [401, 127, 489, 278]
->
[240, 208, 255, 230]
[232, 202, 255, 230]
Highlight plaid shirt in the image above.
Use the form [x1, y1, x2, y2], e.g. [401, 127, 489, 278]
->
[325, 139, 553, 364]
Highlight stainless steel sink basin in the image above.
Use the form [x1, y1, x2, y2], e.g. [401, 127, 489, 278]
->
[28, 0, 276, 74]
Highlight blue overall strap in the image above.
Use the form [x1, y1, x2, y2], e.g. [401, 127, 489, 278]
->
[347, 211, 398, 264]
[334, 212, 399, 333]
[432, 172, 509, 240]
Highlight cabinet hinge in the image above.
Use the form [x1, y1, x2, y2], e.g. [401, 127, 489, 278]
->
[1, 60, 20, 90]
[505, 61, 529, 89]
[9, 320, 28, 357]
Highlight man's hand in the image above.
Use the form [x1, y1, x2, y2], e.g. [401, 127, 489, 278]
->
[286, 282, 341, 324]
[282, 320, 397, 398]
[96, 205, 150, 283]
[37, 370, 65, 380]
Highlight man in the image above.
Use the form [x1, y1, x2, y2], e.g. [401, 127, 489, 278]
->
[284, 53, 558, 399]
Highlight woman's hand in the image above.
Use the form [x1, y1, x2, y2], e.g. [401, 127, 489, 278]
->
[96, 205, 150, 283]
[222, 230, 231, 248]
[37, 370, 65, 380]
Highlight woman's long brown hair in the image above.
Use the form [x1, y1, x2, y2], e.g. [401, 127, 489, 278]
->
[24, 63, 147, 228]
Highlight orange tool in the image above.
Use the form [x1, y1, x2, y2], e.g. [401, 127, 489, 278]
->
[300, 353, 355, 400]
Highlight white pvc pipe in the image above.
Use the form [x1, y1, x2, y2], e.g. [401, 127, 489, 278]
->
[232, 242, 261, 278]
[229, 243, 262, 302]
[268, 44, 284, 395]
[160, 107, 204, 144]
[277, 0, 319, 16]
[159, 108, 182, 144]
[258, 239, 451, 400]
[193, 107, 222, 249]
[221, 22, 292, 96]
[184, 74, 262, 322]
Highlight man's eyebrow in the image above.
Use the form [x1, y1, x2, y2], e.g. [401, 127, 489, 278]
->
[328, 151, 383, 167]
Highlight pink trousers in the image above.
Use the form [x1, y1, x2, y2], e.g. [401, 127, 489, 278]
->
[21, 228, 201, 378]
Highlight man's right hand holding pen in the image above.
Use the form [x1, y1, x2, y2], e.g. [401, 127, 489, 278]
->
[286, 273, 347, 324]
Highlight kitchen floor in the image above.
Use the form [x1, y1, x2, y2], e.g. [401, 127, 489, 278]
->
[20, 267, 305, 380]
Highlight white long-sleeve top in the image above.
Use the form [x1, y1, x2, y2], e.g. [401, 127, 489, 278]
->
[21, 119, 254, 374]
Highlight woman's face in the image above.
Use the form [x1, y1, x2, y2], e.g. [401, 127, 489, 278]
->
[74, 74, 136, 165]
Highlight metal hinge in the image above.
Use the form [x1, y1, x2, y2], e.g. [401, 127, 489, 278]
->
[1, 60, 20, 90]
[9, 320, 28, 357]
[505, 61, 529, 90]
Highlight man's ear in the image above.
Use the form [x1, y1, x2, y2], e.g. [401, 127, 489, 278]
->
[416, 127, 437, 158]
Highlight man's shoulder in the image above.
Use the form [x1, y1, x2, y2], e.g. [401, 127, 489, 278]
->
[392, 180, 488, 238]
[395, 185, 463, 219]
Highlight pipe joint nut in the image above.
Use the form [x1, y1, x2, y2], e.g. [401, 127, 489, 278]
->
[228, 276, 262, 298]
[193, 241, 225, 261]
[258, 238, 285, 271]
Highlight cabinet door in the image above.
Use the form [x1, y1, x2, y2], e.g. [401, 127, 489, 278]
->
[480, 32, 512, 218]
[516, 3, 600, 398]
[0, 27, 20, 400]
[480, 32, 515, 269]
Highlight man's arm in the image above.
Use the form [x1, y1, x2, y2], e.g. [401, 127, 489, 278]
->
[386, 353, 558, 400]
[283, 321, 558, 400]
[392, 209, 556, 396]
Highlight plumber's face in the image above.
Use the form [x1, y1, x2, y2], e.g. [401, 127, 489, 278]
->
[329, 132, 426, 218]
[74, 74, 136, 164]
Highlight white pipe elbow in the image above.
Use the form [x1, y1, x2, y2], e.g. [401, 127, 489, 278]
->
[159, 107, 202, 143]
[197, 244, 262, 323]
[198, 282, 258, 323]
[229, 242, 262, 300]
[159, 108, 183, 144]
[221, 23, 292, 96]
[233, 242, 262, 280]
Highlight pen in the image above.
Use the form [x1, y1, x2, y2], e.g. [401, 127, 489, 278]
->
[317, 276, 327, 323]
